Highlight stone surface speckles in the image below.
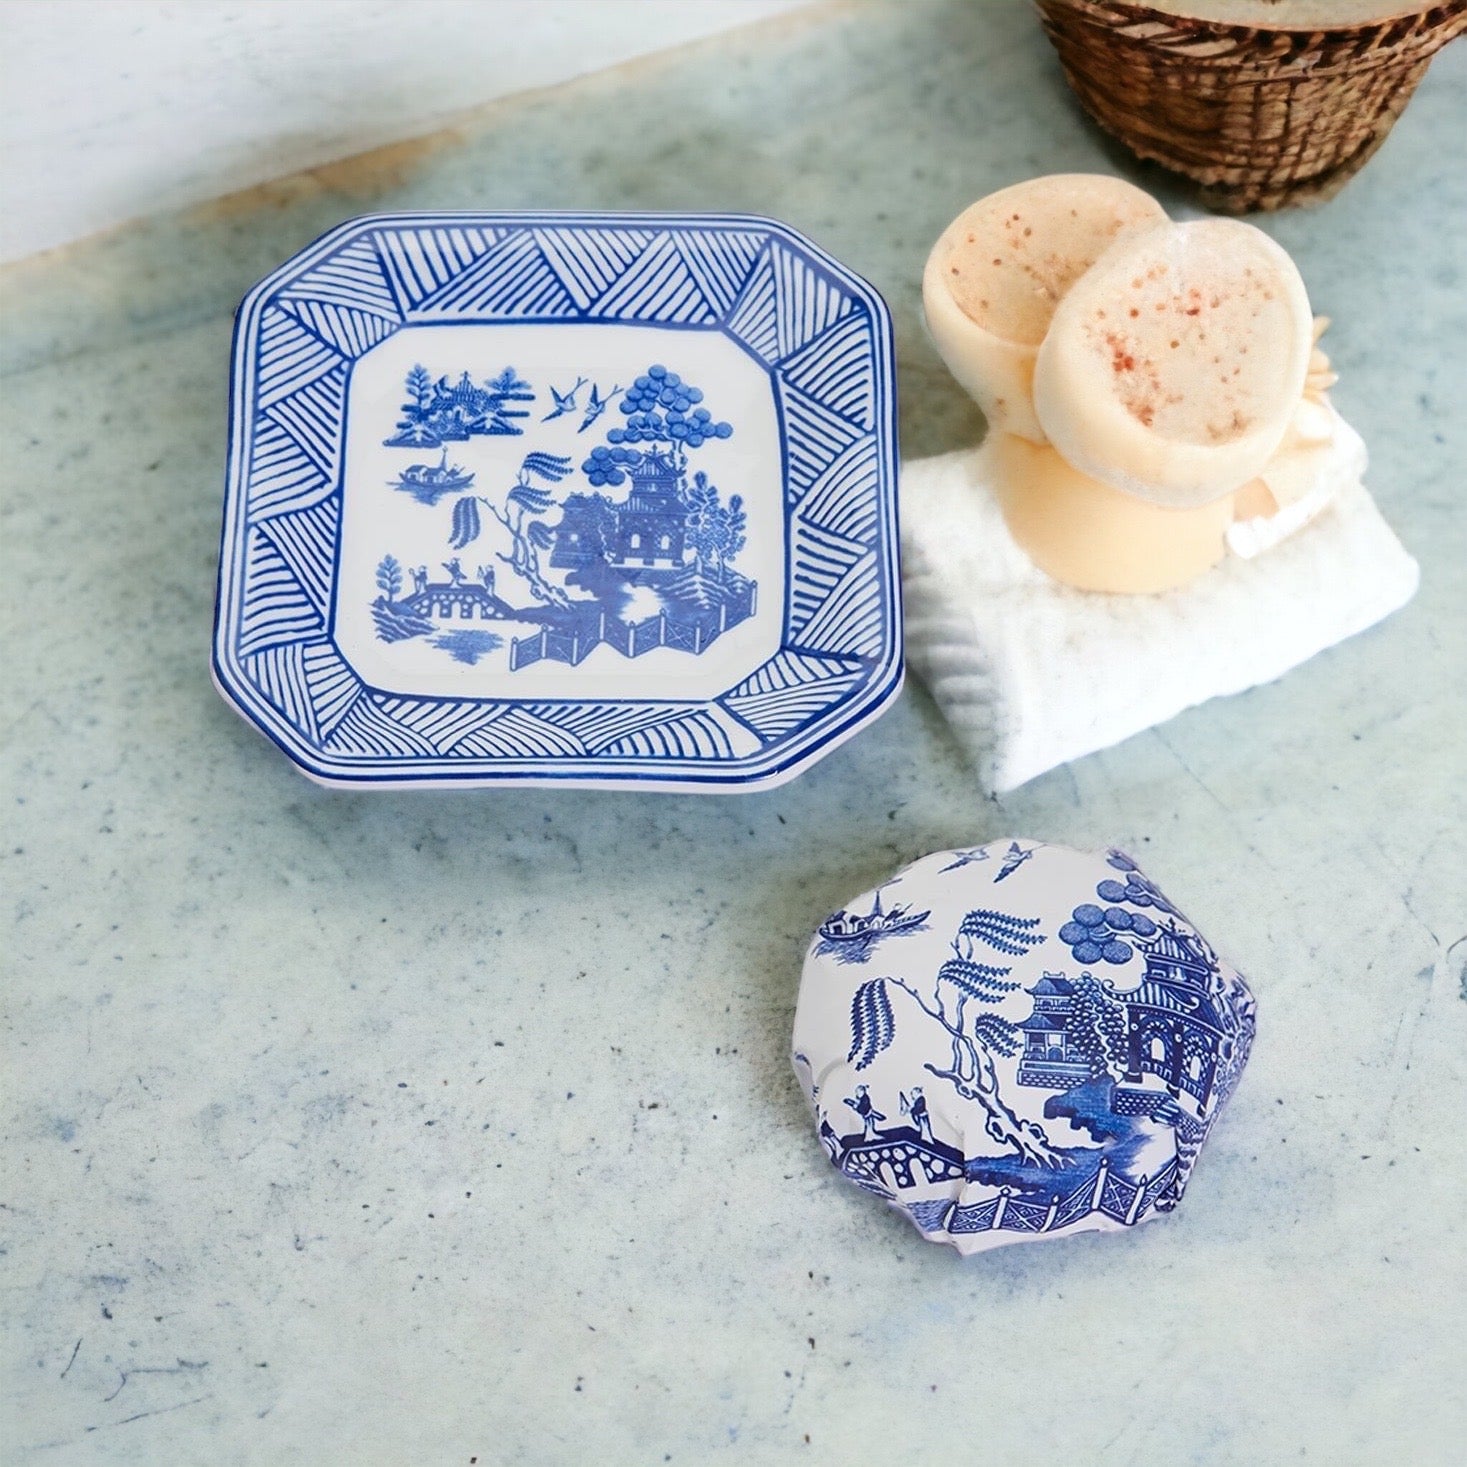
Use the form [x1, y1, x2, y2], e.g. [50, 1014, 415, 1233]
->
[2, 3, 1465, 1463]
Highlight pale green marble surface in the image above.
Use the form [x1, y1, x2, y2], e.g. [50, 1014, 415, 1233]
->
[3, 4, 1465, 1463]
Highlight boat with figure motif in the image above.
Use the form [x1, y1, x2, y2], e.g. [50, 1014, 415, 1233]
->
[819, 889, 931, 944]
[392, 449, 475, 503]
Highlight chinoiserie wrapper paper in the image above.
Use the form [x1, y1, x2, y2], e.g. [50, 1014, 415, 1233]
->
[792, 842, 1256, 1256]
[901, 411, 1418, 794]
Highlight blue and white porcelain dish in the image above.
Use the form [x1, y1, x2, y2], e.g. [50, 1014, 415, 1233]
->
[212, 211, 902, 790]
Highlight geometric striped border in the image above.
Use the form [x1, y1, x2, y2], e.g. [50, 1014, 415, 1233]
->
[213, 213, 902, 790]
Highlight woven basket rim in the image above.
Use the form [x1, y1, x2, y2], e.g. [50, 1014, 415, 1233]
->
[1038, 0, 1467, 80]
[1038, 0, 1467, 37]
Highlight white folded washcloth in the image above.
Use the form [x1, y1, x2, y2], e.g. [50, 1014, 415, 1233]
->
[901, 415, 1419, 793]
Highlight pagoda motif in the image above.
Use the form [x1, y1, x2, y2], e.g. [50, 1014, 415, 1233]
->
[548, 453, 689, 575]
[1015, 974, 1091, 1091]
[1010, 920, 1242, 1122]
[1117, 920, 1236, 1119]
[609, 453, 689, 570]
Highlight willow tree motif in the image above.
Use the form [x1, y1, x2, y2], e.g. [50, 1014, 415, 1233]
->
[846, 909, 1060, 1166]
[446, 451, 576, 608]
[848, 980, 895, 1071]
[957, 909, 1045, 957]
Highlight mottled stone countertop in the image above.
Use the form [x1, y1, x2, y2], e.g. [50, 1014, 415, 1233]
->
[3, 4, 1464, 1463]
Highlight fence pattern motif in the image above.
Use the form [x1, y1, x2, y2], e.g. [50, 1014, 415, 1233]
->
[825, 1104, 1194, 1245]
[216, 214, 900, 785]
[509, 582, 757, 671]
[893, 1156, 1180, 1242]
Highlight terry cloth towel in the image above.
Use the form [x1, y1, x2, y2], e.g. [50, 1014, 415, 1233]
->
[901, 415, 1420, 794]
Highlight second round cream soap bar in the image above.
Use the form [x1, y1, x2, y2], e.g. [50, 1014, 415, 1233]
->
[922, 175, 1167, 443]
[1033, 219, 1314, 508]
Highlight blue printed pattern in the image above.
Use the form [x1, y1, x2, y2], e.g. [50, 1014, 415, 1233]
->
[371, 365, 756, 673]
[817, 854, 1255, 1243]
[215, 214, 900, 786]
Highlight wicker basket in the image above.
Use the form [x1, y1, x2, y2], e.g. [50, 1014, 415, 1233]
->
[1035, 0, 1467, 212]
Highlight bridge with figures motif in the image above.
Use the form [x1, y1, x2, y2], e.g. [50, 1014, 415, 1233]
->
[398, 581, 516, 621]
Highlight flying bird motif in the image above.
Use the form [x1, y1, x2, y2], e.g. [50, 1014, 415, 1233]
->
[940, 847, 992, 873]
[541, 377, 587, 422]
[994, 841, 1038, 882]
[578, 381, 622, 433]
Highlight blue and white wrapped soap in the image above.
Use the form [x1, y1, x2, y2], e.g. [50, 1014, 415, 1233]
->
[792, 841, 1256, 1254]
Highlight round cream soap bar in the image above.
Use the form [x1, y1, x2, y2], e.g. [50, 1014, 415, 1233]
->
[1033, 219, 1314, 508]
[923, 175, 1167, 443]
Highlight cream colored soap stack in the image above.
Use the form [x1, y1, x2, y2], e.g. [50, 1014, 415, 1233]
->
[923, 176, 1338, 594]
